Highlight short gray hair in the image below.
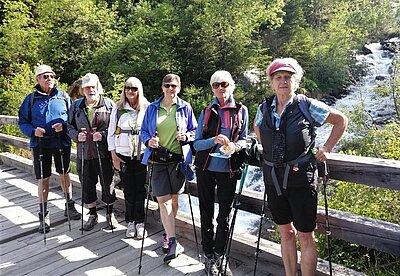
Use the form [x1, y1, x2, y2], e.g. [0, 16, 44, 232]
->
[209, 70, 235, 94]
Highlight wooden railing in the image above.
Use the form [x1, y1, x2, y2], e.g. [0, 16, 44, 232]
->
[1, 115, 399, 257]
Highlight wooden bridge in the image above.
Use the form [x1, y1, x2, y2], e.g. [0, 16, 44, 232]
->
[1, 115, 399, 275]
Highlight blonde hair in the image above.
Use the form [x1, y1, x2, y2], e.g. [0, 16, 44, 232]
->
[116, 77, 149, 110]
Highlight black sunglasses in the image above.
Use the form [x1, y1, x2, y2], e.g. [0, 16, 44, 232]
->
[211, 82, 229, 89]
[164, 84, 178, 89]
[42, 74, 54, 80]
[125, 86, 138, 92]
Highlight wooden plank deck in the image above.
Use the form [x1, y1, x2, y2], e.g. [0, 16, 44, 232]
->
[0, 163, 279, 276]
[0, 154, 365, 276]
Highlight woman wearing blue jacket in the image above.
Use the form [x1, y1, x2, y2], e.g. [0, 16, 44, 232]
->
[18, 64, 80, 234]
[141, 73, 197, 263]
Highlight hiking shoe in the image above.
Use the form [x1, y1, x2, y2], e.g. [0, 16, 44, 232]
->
[105, 213, 118, 230]
[82, 215, 98, 231]
[204, 253, 218, 276]
[135, 223, 147, 240]
[215, 253, 232, 276]
[64, 200, 81, 220]
[126, 222, 136, 238]
[38, 211, 50, 234]
[163, 239, 184, 263]
[162, 232, 169, 253]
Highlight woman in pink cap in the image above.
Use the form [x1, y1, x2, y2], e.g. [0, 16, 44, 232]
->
[254, 58, 348, 276]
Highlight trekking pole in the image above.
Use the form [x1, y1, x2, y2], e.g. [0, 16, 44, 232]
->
[253, 182, 267, 275]
[38, 137, 47, 245]
[80, 128, 86, 235]
[320, 161, 333, 276]
[58, 132, 71, 231]
[138, 144, 156, 274]
[221, 163, 249, 275]
[177, 127, 201, 262]
[93, 127, 113, 233]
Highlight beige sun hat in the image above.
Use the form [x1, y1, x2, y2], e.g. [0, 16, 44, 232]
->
[35, 64, 55, 78]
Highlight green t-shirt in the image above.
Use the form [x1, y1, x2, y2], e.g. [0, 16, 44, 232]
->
[86, 98, 99, 127]
[157, 103, 181, 154]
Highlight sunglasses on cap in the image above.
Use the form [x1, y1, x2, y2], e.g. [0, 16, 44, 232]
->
[125, 86, 138, 92]
[164, 83, 178, 89]
[42, 74, 54, 80]
[211, 82, 229, 89]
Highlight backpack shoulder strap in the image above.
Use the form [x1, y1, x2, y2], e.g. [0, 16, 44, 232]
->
[296, 94, 314, 127]
[202, 103, 216, 133]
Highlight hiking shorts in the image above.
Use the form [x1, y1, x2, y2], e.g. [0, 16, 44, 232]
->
[266, 184, 317, 232]
[149, 161, 185, 197]
[32, 146, 71, 179]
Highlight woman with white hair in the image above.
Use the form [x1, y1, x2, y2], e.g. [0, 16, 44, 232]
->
[193, 70, 248, 276]
[107, 77, 149, 239]
[68, 73, 117, 231]
[254, 58, 348, 276]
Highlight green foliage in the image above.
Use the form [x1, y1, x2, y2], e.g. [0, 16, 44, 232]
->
[0, 62, 35, 115]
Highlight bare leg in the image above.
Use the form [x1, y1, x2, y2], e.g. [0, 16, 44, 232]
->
[279, 223, 298, 276]
[171, 194, 179, 218]
[38, 177, 50, 203]
[157, 194, 176, 238]
[59, 173, 71, 194]
[298, 231, 317, 276]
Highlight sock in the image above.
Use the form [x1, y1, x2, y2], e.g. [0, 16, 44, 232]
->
[39, 202, 48, 213]
[169, 237, 176, 244]
[106, 204, 113, 215]
[65, 193, 72, 201]
[89, 207, 97, 216]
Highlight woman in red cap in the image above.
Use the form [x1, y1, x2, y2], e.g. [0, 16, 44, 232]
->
[254, 58, 348, 276]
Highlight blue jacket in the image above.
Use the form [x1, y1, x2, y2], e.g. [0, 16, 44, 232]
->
[140, 96, 197, 165]
[18, 85, 72, 148]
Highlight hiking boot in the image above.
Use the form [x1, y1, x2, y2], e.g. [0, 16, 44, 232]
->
[126, 222, 136, 238]
[162, 232, 169, 253]
[64, 200, 81, 220]
[204, 253, 219, 276]
[105, 213, 118, 230]
[163, 238, 184, 263]
[38, 211, 50, 234]
[135, 223, 147, 240]
[215, 253, 232, 276]
[82, 215, 98, 231]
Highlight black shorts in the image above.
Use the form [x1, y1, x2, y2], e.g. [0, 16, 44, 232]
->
[266, 184, 317, 232]
[150, 162, 185, 197]
[32, 147, 71, 179]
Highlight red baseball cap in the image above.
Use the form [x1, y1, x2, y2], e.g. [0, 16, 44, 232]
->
[268, 61, 297, 77]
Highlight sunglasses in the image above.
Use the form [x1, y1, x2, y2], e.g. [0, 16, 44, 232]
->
[125, 86, 138, 92]
[211, 82, 229, 89]
[42, 74, 54, 80]
[164, 84, 178, 89]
